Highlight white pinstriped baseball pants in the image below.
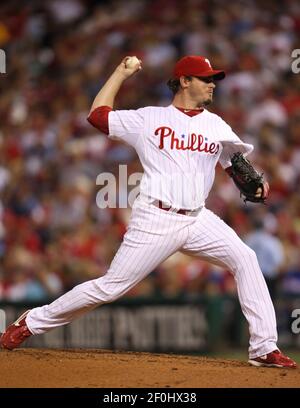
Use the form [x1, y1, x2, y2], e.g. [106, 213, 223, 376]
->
[27, 196, 277, 358]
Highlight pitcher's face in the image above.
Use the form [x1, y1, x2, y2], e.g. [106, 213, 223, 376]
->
[187, 76, 216, 106]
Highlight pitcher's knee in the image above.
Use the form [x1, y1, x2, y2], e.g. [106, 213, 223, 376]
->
[94, 277, 127, 303]
[229, 245, 258, 272]
[244, 245, 257, 261]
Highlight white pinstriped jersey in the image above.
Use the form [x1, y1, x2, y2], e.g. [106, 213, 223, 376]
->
[108, 105, 253, 210]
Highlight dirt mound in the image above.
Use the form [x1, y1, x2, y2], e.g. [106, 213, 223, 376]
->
[0, 349, 299, 388]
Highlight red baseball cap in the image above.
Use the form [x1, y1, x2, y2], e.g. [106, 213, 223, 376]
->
[173, 56, 225, 80]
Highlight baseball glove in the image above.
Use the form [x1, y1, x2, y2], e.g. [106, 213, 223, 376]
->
[228, 152, 267, 203]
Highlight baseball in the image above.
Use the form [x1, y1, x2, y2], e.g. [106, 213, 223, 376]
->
[125, 56, 140, 69]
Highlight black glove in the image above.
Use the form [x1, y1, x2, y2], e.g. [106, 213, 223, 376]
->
[226, 152, 267, 204]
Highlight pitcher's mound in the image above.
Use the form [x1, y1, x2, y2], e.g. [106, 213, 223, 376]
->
[0, 349, 299, 388]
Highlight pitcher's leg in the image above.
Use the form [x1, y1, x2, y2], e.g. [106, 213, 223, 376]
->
[182, 207, 277, 358]
[27, 208, 189, 335]
[26, 279, 111, 334]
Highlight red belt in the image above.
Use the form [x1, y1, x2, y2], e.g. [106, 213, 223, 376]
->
[157, 200, 192, 216]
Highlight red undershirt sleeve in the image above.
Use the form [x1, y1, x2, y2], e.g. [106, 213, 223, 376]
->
[87, 106, 112, 135]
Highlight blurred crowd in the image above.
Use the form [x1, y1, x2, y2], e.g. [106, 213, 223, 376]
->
[1, 0, 300, 302]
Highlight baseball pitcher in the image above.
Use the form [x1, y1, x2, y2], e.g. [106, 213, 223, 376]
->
[0, 55, 296, 368]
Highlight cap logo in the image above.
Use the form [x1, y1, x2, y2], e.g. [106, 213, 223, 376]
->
[205, 58, 212, 68]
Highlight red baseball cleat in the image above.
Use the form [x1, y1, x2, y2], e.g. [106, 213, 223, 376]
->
[248, 350, 297, 368]
[0, 310, 32, 350]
